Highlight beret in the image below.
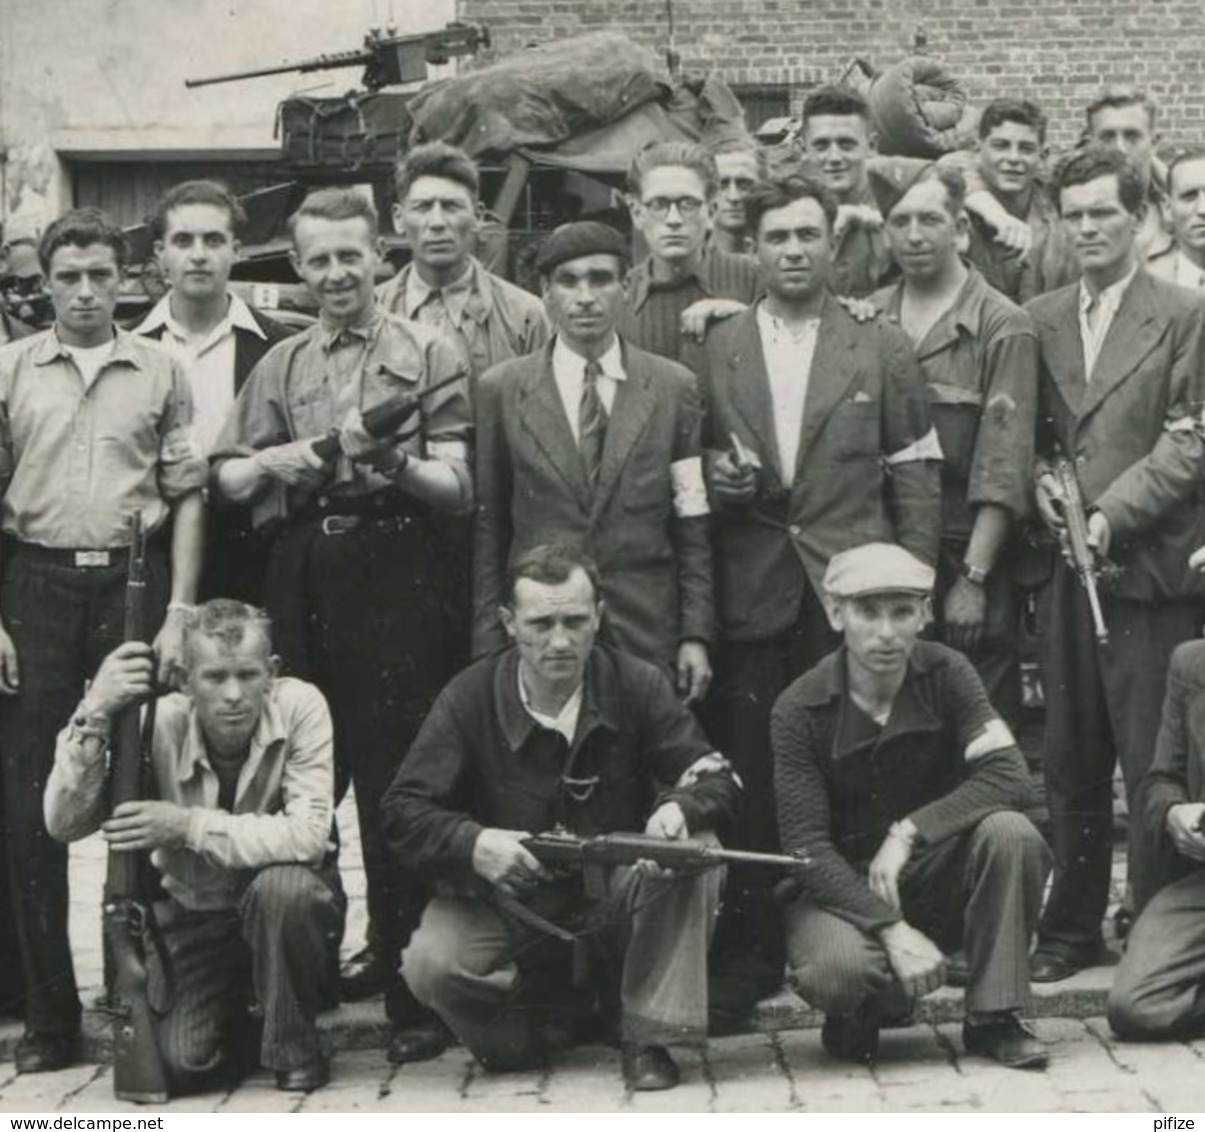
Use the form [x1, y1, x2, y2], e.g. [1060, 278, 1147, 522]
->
[866, 156, 937, 218]
[535, 221, 629, 275]
[823, 542, 935, 598]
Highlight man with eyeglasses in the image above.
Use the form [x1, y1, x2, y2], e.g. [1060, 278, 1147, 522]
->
[618, 141, 760, 363]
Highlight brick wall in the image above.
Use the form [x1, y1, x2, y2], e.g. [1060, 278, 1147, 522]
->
[458, 0, 1205, 151]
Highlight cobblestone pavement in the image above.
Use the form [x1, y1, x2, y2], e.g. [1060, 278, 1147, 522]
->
[0, 1018, 1203, 1113]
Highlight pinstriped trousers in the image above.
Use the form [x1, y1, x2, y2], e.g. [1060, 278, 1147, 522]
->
[146, 864, 345, 1091]
[786, 812, 1050, 1016]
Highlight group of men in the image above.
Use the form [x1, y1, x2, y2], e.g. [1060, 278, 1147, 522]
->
[1, 74, 1205, 1100]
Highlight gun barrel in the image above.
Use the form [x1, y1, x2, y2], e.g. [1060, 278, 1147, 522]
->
[707, 846, 811, 869]
[185, 50, 369, 88]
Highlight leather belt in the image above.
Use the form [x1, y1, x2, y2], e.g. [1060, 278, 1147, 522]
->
[318, 513, 419, 536]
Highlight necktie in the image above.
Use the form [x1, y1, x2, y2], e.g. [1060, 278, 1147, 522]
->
[1084, 295, 1104, 380]
[579, 360, 607, 488]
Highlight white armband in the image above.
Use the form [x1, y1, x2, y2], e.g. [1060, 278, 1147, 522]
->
[671, 456, 710, 518]
[885, 426, 943, 466]
[965, 717, 1016, 762]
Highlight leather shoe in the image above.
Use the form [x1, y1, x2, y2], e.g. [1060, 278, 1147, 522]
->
[621, 1043, 680, 1091]
[1028, 948, 1106, 983]
[275, 1056, 330, 1092]
[963, 1014, 1049, 1070]
[339, 945, 396, 1002]
[15, 1031, 80, 1075]
[386, 1018, 451, 1065]
[821, 1005, 880, 1066]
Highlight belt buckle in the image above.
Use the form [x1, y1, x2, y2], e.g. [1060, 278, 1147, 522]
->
[74, 550, 111, 568]
[320, 515, 355, 536]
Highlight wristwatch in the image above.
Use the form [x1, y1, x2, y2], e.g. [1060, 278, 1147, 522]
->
[959, 562, 988, 586]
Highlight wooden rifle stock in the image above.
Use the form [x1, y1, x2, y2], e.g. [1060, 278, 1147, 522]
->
[102, 513, 169, 1104]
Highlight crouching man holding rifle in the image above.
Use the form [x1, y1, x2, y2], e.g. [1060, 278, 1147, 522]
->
[45, 599, 344, 1096]
[382, 543, 743, 1093]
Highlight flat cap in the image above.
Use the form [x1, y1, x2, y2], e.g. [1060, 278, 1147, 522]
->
[535, 221, 629, 276]
[866, 156, 936, 218]
[823, 542, 935, 599]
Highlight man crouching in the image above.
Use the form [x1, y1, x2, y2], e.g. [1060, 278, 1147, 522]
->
[381, 543, 738, 1091]
[44, 600, 344, 1094]
[772, 543, 1051, 1069]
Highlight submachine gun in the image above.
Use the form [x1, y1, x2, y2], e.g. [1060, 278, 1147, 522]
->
[102, 513, 169, 1104]
[1049, 456, 1110, 645]
[185, 23, 490, 92]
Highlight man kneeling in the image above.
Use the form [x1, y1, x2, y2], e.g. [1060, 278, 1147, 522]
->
[44, 601, 344, 1094]
[381, 544, 738, 1091]
[772, 543, 1051, 1069]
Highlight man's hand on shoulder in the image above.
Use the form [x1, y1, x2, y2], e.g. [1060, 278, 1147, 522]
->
[680, 298, 748, 343]
[1166, 802, 1205, 863]
[833, 203, 883, 243]
[85, 641, 156, 718]
[102, 800, 190, 853]
[879, 920, 947, 999]
[471, 828, 549, 896]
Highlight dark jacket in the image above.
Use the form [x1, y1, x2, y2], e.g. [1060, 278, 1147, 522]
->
[772, 641, 1034, 933]
[1028, 270, 1205, 603]
[138, 301, 294, 603]
[689, 296, 942, 643]
[381, 645, 739, 883]
[472, 339, 713, 668]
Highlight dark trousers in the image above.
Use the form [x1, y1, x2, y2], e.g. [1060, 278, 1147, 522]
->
[787, 812, 1050, 1016]
[704, 581, 840, 1000]
[1108, 865, 1205, 1040]
[0, 545, 167, 1036]
[931, 540, 1022, 728]
[1037, 564, 1201, 958]
[265, 514, 457, 974]
[148, 864, 345, 1091]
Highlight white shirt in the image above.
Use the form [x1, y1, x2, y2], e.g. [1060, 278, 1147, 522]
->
[517, 667, 583, 744]
[756, 302, 820, 484]
[60, 338, 117, 392]
[136, 293, 266, 453]
[1078, 266, 1138, 380]
[551, 335, 626, 443]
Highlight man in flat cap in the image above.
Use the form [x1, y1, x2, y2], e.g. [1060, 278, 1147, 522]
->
[473, 221, 714, 705]
[871, 161, 1038, 727]
[685, 172, 941, 1027]
[773, 542, 1050, 1070]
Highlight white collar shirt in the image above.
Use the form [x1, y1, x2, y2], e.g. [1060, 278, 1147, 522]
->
[1170, 249, 1205, 291]
[1078, 266, 1138, 381]
[517, 667, 583, 745]
[136, 292, 265, 453]
[551, 335, 626, 443]
[755, 301, 820, 484]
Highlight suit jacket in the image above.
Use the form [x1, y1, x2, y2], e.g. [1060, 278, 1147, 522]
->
[688, 296, 942, 642]
[473, 339, 713, 668]
[138, 301, 294, 603]
[1027, 270, 1205, 603]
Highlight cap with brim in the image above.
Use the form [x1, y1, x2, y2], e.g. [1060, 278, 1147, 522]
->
[823, 542, 935, 598]
[535, 221, 629, 276]
[866, 157, 937, 218]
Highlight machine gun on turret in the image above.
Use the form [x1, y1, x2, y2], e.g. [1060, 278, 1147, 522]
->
[185, 22, 490, 92]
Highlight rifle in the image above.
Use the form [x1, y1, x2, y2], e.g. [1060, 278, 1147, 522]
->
[1050, 456, 1109, 645]
[101, 513, 169, 1104]
[523, 830, 810, 898]
[250, 364, 466, 531]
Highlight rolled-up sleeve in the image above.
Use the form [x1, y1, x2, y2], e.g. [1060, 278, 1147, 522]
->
[44, 720, 109, 843]
[157, 361, 208, 500]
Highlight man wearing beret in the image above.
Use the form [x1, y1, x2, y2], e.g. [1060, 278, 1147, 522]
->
[774, 542, 1051, 1070]
[686, 171, 942, 1028]
[871, 161, 1038, 727]
[473, 221, 714, 705]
